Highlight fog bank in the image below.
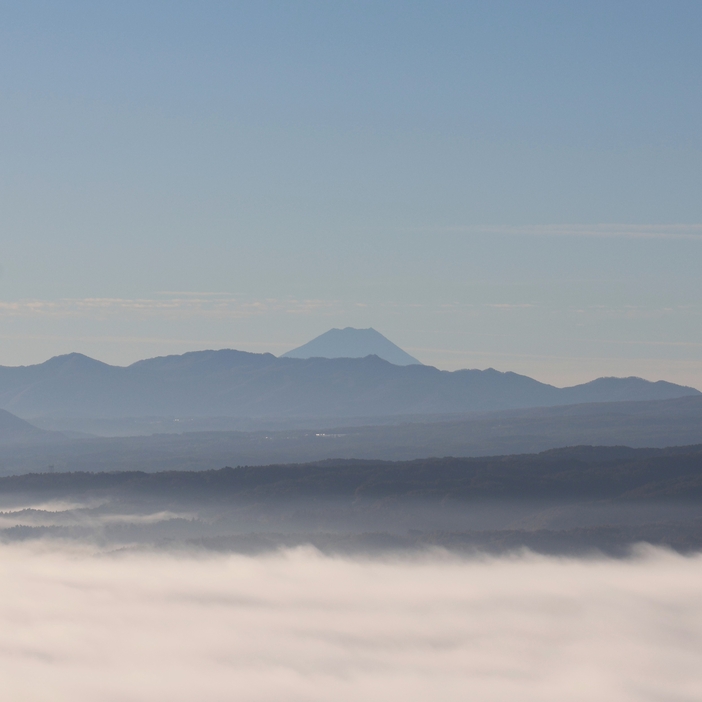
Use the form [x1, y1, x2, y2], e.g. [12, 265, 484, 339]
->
[1, 545, 701, 701]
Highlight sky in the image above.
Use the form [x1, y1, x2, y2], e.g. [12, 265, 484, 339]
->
[1, 1, 701, 387]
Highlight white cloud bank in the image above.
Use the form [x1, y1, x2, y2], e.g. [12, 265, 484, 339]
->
[1, 545, 701, 701]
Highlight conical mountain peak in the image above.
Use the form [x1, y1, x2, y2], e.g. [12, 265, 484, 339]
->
[281, 327, 422, 366]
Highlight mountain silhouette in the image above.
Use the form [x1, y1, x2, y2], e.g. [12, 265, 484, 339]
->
[282, 327, 421, 365]
[0, 350, 698, 419]
[0, 409, 65, 445]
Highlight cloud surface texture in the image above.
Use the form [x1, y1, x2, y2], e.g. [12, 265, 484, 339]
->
[1, 544, 701, 701]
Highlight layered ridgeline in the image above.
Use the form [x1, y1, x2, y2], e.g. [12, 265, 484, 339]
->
[2, 396, 699, 475]
[0, 349, 698, 419]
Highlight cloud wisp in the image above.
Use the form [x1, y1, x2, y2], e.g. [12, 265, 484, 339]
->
[435, 224, 702, 240]
[0, 295, 336, 320]
[1, 544, 701, 701]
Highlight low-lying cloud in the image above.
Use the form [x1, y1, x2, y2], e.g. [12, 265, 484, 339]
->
[1, 544, 701, 701]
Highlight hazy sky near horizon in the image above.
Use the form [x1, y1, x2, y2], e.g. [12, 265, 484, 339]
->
[1, 1, 701, 386]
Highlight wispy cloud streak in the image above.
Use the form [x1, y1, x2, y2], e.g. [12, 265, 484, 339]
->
[0, 296, 336, 319]
[432, 224, 702, 240]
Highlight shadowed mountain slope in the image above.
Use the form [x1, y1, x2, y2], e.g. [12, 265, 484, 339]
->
[0, 410, 65, 446]
[282, 327, 421, 365]
[3, 395, 702, 477]
[0, 350, 698, 419]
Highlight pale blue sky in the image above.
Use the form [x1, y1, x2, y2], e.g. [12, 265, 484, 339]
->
[1, 1, 701, 386]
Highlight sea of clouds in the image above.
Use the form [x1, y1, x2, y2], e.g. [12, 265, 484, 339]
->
[1, 543, 701, 701]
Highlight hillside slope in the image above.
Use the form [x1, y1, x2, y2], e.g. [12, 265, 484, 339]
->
[0, 409, 65, 445]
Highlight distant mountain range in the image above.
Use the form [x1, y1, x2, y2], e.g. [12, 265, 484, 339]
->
[282, 327, 421, 365]
[0, 348, 698, 419]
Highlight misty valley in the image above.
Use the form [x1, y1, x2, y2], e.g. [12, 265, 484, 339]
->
[2, 441, 702, 557]
[0, 341, 699, 557]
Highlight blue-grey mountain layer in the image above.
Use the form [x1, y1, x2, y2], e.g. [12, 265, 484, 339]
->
[0, 351, 698, 419]
[0, 409, 66, 444]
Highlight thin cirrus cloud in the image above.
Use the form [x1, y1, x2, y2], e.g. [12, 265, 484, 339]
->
[0, 295, 336, 320]
[0, 296, 533, 320]
[2, 297, 697, 321]
[0, 544, 701, 702]
[428, 224, 702, 239]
